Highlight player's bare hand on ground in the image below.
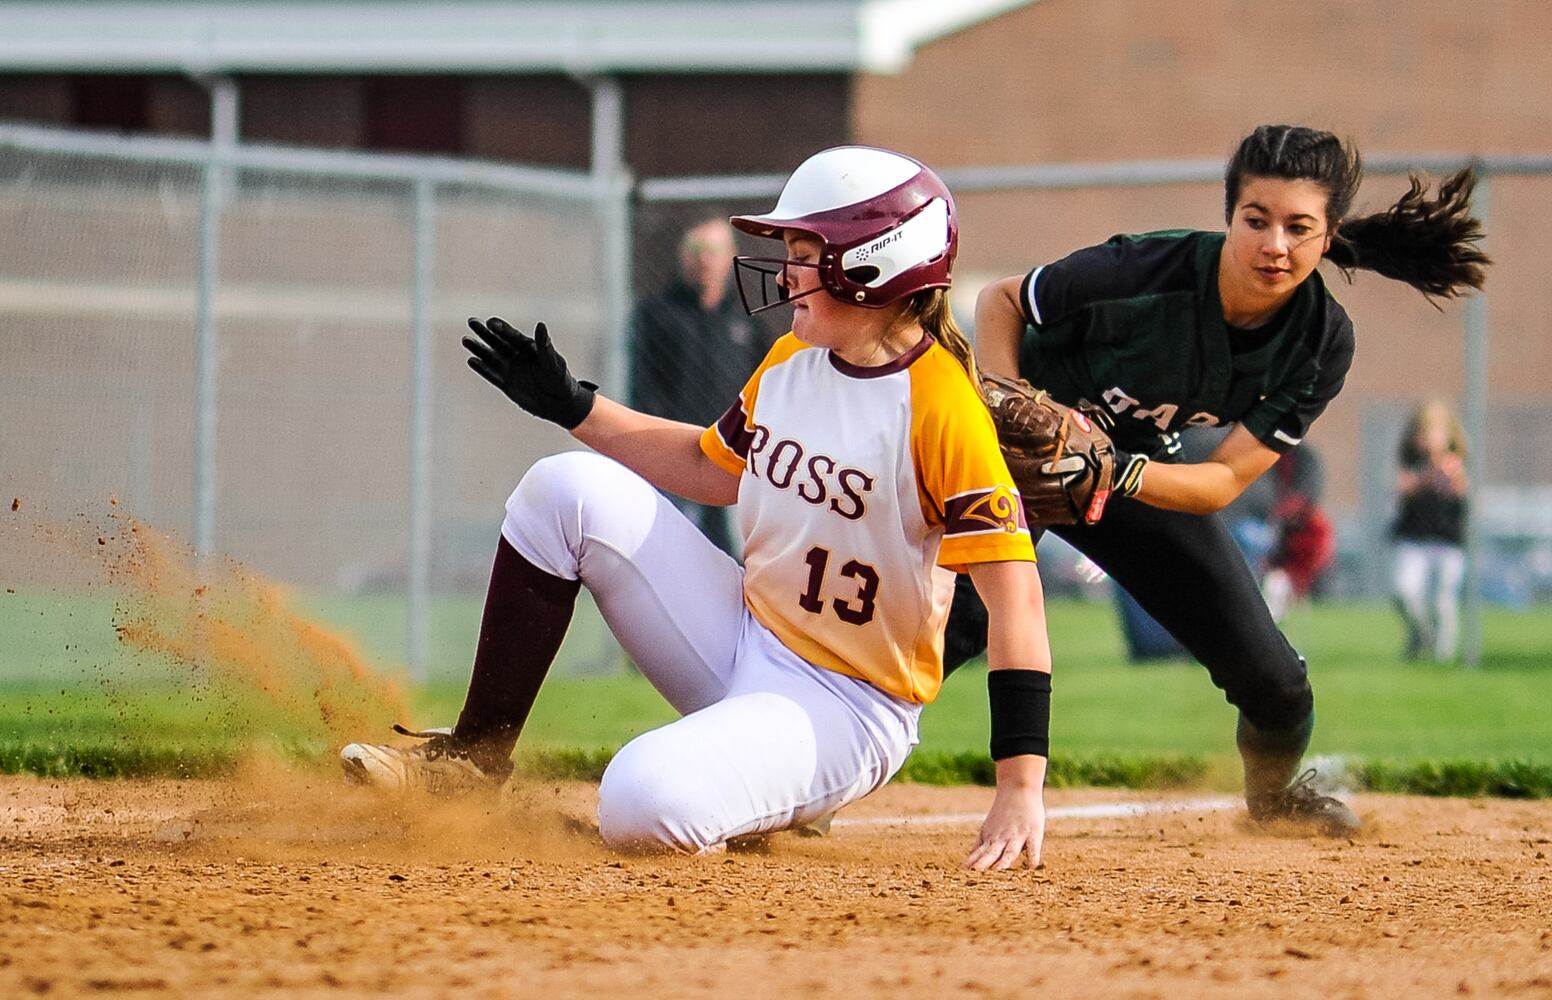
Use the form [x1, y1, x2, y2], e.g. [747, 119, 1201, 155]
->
[963, 780, 1045, 871]
[463, 316, 596, 429]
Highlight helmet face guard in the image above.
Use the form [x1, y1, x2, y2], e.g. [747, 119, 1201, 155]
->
[731, 256, 826, 316]
[729, 146, 958, 316]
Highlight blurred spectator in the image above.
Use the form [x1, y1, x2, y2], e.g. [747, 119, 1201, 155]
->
[1181, 426, 1277, 573]
[1108, 432, 1333, 661]
[1392, 401, 1469, 661]
[1192, 428, 1334, 621]
[1261, 448, 1336, 621]
[628, 217, 771, 555]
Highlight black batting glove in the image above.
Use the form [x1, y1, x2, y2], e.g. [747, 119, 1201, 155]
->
[463, 317, 597, 430]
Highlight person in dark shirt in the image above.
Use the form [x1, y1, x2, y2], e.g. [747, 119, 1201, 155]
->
[629, 218, 771, 555]
[948, 124, 1490, 837]
[1392, 401, 1469, 661]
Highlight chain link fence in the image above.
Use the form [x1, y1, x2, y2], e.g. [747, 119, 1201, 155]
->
[0, 125, 622, 680]
[4, 124, 1549, 681]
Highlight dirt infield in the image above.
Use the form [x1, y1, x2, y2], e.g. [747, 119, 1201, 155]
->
[2, 772, 1550, 999]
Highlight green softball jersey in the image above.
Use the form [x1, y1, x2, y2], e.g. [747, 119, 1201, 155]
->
[1016, 230, 1355, 458]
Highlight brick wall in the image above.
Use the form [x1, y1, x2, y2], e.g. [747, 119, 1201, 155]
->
[854, 0, 1552, 514]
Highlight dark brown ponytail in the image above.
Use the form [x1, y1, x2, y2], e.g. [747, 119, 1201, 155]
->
[1226, 124, 1491, 301]
[1325, 168, 1489, 299]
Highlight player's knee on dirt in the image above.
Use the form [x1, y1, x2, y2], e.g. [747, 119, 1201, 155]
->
[597, 733, 722, 854]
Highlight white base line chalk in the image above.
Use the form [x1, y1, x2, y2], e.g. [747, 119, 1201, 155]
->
[833, 796, 1239, 830]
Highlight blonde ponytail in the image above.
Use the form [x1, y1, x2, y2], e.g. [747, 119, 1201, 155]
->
[909, 289, 979, 384]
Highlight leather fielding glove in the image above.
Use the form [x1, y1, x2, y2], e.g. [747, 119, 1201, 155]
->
[464, 316, 597, 430]
[982, 372, 1122, 525]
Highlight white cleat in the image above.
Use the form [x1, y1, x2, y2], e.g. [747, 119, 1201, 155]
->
[340, 725, 505, 797]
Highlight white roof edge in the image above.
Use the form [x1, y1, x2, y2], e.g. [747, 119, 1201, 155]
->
[859, 0, 1038, 73]
[0, 1, 1036, 75]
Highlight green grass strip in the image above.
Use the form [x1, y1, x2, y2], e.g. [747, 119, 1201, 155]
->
[0, 737, 326, 780]
[0, 740, 237, 780]
[521, 751, 1210, 788]
[517, 751, 1549, 798]
[892, 750, 1210, 788]
[1354, 759, 1552, 799]
[513, 748, 1208, 789]
[517, 747, 618, 783]
[4, 740, 1546, 800]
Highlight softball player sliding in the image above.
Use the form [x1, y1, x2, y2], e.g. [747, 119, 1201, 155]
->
[947, 124, 1489, 837]
[343, 147, 1055, 869]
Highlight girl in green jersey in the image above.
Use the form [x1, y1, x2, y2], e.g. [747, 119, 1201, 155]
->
[948, 124, 1489, 836]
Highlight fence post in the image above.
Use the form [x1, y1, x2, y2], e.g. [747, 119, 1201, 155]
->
[193, 76, 238, 558]
[1358, 405, 1396, 600]
[588, 74, 633, 399]
[1461, 171, 1490, 669]
[407, 178, 435, 681]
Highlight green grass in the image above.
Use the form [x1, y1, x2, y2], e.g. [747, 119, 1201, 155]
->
[2, 587, 1550, 795]
[428, 598, 1552, 763]
[1353, 759, 1552, 799]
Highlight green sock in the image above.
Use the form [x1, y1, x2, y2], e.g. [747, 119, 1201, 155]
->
[1237, 712, 1313, 801]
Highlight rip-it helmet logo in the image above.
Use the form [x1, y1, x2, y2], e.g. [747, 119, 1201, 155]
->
[854, 229, 906, 262]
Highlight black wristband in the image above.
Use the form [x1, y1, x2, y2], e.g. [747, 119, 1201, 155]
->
[987, 669, 1051, 760]
[1114, 449, 1149, 498]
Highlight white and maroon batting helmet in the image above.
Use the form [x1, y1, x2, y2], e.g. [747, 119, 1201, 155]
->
[730, 146, 957, 312]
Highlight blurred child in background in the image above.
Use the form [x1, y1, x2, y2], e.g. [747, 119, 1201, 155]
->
[1392, 401, 1469, 661]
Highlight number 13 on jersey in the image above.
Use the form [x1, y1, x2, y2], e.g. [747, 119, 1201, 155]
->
[798, 545, 879, 626]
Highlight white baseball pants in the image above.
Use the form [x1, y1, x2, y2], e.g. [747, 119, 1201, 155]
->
[501, 451, 920, 854]
[1394, 540, 1466, 661]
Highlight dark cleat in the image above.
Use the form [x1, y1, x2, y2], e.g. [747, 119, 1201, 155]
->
[1247, 768, 1361, 838]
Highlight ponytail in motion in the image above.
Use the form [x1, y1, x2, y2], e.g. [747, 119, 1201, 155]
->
[1225, 124, 1491, 301]
[907, 288, 978, 382]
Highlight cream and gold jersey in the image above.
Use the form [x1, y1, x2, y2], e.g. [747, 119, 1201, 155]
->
[701, 333, 1033, 704]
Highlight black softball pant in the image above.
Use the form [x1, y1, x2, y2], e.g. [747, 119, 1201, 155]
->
[943, 497, 1314, 733]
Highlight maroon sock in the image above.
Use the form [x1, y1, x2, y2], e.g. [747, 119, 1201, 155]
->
[452, 537, 579, 774]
